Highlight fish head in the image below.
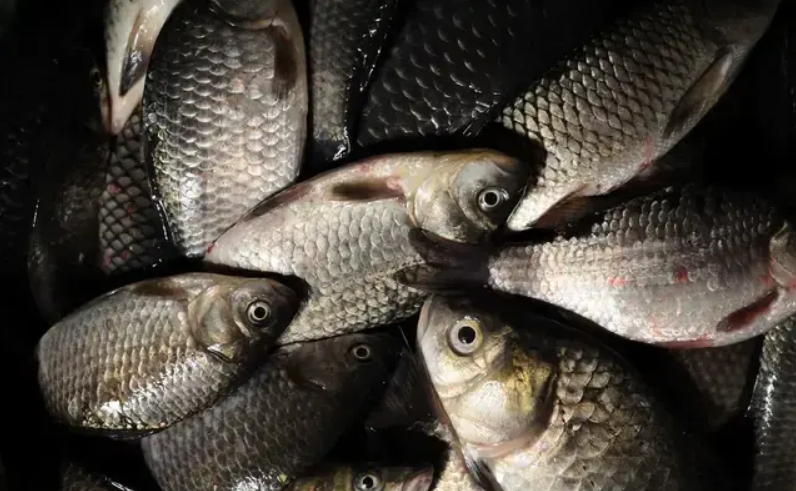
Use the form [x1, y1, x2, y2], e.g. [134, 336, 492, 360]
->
[410, 150, 531, 243]
[287, 333, 401, 394]
[771, 222, 796, 289]
[698, 0, 781, 47]
[417, 296, 555, 448]
[104, 0, 181, 134]
[292, 464, 434, 491]
[188, 277, 299, 362]
[89, 64, 111, 135]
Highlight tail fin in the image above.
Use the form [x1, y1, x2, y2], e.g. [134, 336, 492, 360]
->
[394, 229, 492, 293]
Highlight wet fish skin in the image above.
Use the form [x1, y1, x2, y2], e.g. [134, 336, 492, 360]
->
[401, 186, 796, 347]
[308, 0, 402, 168]
[60, 461, 136, 491]
[501, 0, 781, 231]
[750, 317, 796, 491]
[99, 104, 174, 275]
[357, 0, 627, 146]
[141, 332, 400, 491]
[37, 273, 299, 433]
[205, 150, 530, 344]
[145, 0, 308, 258]
[417, 295, 713, 491]
[104, 0, 182, 134]
[290, 464, 434, 491]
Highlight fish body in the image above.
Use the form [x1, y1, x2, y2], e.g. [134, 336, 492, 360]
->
[417, 295, 719, 491]
[403, 186, 796, 347]
[36, 273, 299, 433]
[290, 464, 433, 491]
[750, 317, 796, 490]
[99, 104, 173, 274]
[502, 0, 781, 231]
[104, 0, 182, 134]
[357, 0, 628, 146]
[205, 150, 530, 344]
[308, 0, 402, 168]
[60, 462, 136, 491]
[141, 333, 399, 491]
[145, 0, 308, 257]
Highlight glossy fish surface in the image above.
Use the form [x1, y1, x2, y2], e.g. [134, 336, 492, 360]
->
[205, 150, 530, 344]
[401, 185, 796, 347]
[290, 464, 433, 491]
[308, 0, 402, 168]
[501, 0, 781, 231]
[141, 333, 399, 491]
[37, 273, 299, 433]
[417, 295, 722, 491]
[145, 0, 308, 257]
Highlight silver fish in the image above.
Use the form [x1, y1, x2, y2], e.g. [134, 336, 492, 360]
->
[501, 0, 781, 231]
[205, 150, 531, 344]
[400, 185, 796, 347]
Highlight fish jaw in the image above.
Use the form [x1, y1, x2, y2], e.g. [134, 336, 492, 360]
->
[399, 467, 435, 491]
[105, 0, 182, 134]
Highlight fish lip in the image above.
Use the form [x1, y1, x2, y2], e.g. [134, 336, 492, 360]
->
[416, 298, 434, 345]
[402, 467, 435, 491]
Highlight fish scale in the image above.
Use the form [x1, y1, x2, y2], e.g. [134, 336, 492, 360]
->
[141, 334, 398, 491]
[145, 0, 307, 258]
[99, 106, 171, 274]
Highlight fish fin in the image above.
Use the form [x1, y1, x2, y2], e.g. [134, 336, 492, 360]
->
[461, 449, 503, 491]
[394, 229, 490, 292]
[663, 47, 735, 140]
[716, 289, 779, 333]
[270, 25, 299, 102]
[241, 181, 314, 222]
[329, 178, 404, 202]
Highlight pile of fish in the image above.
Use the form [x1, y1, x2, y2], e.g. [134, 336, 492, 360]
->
[0, 0, 795, 489]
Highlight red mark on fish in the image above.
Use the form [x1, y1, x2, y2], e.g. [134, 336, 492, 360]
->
[206, 242, 215, 255]
[607, 276, 627, 287]
[673, 266, 689, 284]
[107, 183, 121, 195]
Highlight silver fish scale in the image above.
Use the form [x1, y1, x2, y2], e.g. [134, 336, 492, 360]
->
[141, 340, 390, 491]
[99, 107, 170, 274]
[494, 338, 693, 491]
[208, 201, 427, 344]
[145, 2, 305, 257]
[489, 187, 782, 344]
[60, 462, 121, 491]
[37, 285, 241, 431]
[750, 317, 796, 491]
[500, 0, 714, 224]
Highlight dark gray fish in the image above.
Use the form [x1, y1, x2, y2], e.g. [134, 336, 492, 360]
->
[750, 317, 796, 491]
[308, 0, 402, 168]
[145, 0, 308, 258]
[289, 464, 434, 491]
[418, 294, 727, 491]
[399, 185, 796, 348]
[37, 273, 299, 434]
[98, 104, 173, 274]
[205, 150, 530, 345]
[356, 0, 629, 147]
[501, 0, 781, 232]
[60, 461, 136, 491]
[141, 333, 399, 491]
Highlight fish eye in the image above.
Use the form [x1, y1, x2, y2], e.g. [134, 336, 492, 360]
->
[90, 68, 103, 87]
[349, 343, 374, 363]
[246, 300, 272, 327]
[447, 319, 483, 356]
[477, 187, 509, 212]
[353, 472, 383, 491]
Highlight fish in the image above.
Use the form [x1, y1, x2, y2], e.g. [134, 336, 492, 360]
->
[204, 150, 531, 344]
[60, 461, 137, 491]
[749, 317, 796, 490]
[289, 464, 434, 491]
[103, 0, 182, 134]
[356, 0, 630, 147]
[399, 185, 796, 347]
[307, 0, 402, 168]
[141, 332, 400, 491]
[144, 0, 308, 258]
[500, 0, 782, 232]
[98, 104, 174, 275]
[36, 273, 299, 434]
[417, 294, 724, 491]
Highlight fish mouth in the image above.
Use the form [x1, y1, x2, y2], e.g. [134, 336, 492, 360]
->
[401, 467, 435, 491]
[416, 298, 433, 343]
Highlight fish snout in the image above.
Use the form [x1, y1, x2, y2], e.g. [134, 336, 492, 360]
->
[402, 467, 435, 491]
